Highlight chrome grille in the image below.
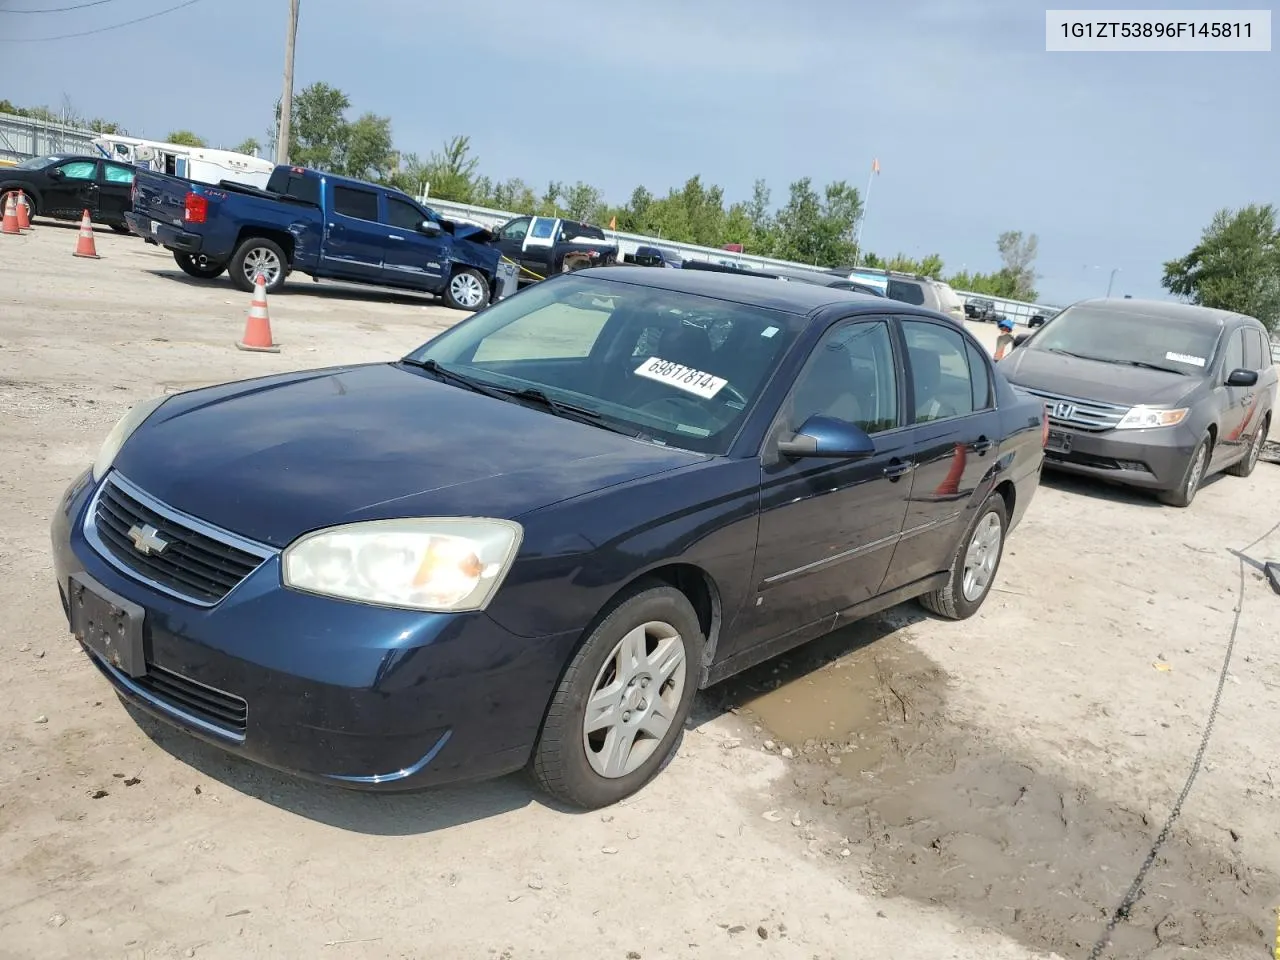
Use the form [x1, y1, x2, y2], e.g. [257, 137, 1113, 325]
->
[1019, 387, 1130, 432]
[85, 473, 273, 606]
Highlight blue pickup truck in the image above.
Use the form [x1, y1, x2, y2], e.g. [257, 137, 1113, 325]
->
[125, 164, 505, 311]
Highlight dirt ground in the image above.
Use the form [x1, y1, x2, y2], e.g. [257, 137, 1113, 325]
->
[2, 223, 1279, 960]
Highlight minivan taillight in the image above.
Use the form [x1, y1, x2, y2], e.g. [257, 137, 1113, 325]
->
[183, 192, 208, 224]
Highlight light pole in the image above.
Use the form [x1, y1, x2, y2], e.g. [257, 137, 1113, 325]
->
[275, 0, 300, 166]
[1106, 267, 1120, 298]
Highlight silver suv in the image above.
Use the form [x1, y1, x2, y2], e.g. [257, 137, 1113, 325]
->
[826, 268, 966, 324]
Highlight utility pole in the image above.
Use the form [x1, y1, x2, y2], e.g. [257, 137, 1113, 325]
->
[275, 0, 300, 166]
[1106, 267, 1120, 297]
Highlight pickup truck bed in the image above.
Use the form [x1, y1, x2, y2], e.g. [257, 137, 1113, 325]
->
[126, 164, 505, 311]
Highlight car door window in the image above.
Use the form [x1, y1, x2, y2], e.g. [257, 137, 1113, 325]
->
[102, 162, 135, 185]
[1242, 328, 1264, 371]
[55, 160, 97, 181]
[385, 196, 425, 231]
[787, 320, 899, 435]
[965, 341, 993, 409]
[1222, 329, 1245, 375]
[500, 218, 530, 242]
[332, 186, 378, 222]
[902, 320, 977, 423]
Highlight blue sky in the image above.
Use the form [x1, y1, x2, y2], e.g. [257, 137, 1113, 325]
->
[4, 0, 1276, 305]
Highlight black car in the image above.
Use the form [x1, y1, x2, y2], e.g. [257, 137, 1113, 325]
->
[0, 153, 138, 233]
[965, 298, 1000, 322]
[998, 298, 1277, 507]
[52, 267, 1046, 809]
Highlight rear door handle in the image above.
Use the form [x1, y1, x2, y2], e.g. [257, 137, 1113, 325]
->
[388, 235, 404, 241]
[972, 436, 994, 455]
[884, 459, 915, 481]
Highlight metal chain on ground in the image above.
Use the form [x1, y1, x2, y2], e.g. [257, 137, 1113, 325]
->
[1085, 518, 1280, 960]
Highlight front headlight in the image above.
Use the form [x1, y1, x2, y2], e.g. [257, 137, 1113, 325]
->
[1115, 406, 1190, 430]
[281, 518, 523, 612]
[92, 395, 169, 481]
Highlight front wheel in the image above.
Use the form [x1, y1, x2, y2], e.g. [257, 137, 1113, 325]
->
[443, 268, 490, 311]
[530, 582, 704, 809]
[173, 251, 227, 280]
[1157, 434, 1211, 507]
[229, 237, 288, 294]
[918, 490, 1008, 620]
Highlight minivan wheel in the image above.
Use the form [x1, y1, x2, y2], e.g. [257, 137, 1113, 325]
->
[1158, 435, 1211, 507]
[918, 490, 1008, 620]
[1225, 415, 1268, 478]
[530, 582, 703, 810]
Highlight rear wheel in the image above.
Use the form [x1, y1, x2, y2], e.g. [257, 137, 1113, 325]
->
[530, 582, 703, 809]
[1225, 415, 1268, 478]
[109, 223, 131, 235]
[918, 490, 1008, 620]
[229, 237, 288, 294]
[1158, 434, 1211, 507]
[173, 251, 227, 280]
[442, 268, 489, 311]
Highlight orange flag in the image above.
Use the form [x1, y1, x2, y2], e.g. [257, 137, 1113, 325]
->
[872, 158, 881, 175]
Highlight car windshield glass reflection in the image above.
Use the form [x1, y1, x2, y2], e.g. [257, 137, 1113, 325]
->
[403, 275, 800, 455]
[1027, 305, 1221, 374]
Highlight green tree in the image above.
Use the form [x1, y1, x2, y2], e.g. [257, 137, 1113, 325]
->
[1162, 203, 1280, 332]
[773, 178, 862, 266]
[996, 230, 1039, 300]
[420, 135, 481, 202]
[562, 181, 604, 222]
[233, 137, 262, 156]
[166, 129, 206, 147]
[344, 113, 394, 181]
[288, 82, 351, 172]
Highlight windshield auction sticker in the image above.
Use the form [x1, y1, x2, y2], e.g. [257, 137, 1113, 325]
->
[1165, 352, 1207, 367]
[634, 357, 728, 399]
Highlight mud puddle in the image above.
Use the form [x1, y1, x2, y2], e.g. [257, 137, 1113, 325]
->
[706, 612, 1280, 960]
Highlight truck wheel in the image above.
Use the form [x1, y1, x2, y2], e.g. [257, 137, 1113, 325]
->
[229, 237, 288, 294]
[443, 268, 489, 311]
[173, 251, 227, 280]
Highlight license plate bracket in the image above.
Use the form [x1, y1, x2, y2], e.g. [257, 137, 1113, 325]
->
[69, 572, 146, 678]
[1046, 429, 1073, 454]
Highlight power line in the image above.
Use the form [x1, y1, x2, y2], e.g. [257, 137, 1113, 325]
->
[0, 0, 200, 40]
[3, 0, 124, 13]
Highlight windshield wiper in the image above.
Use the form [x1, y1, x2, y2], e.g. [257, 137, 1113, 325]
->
[400, 357, 512, 401]
[1047, 348, 1115, 362]
[1124, 360, 1188, 375]
[495, 387, 650, 439]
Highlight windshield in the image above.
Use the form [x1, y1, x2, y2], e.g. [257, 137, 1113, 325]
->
[1026, 304, 1222, 373]
[16, 156, 59, 170]
[403, 274, 802, 455]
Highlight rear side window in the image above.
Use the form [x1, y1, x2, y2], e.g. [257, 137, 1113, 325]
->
[966, 341, 992, 409]
[333, 186, 378, 222]
[102, 162, 135, 184]
[886, 279, 925, 306]
[1242, 328, 1264, 370]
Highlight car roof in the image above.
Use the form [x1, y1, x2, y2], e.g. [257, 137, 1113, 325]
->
[1070, 297, 1255, 328]
[579, 265, 880, 315]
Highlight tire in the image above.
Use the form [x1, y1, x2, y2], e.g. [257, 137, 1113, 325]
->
[173, 251, 227, 280]
[918, 490, 1008, 620]
[442, 268, 490, 311]
[1157, 434, 1211, 507]
[530, 581, 704, 809]
[228, 236, 288, 294]
[109, 223, 131, 235]
[1225, 414, 1269, 478]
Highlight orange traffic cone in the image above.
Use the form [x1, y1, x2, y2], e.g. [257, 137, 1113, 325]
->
[72, 209, 100, 258]
[15, 192, 31, 231]
[933, 442, 967, 497]
[235, 273, 280, 353]
[1, 193, 19, 235]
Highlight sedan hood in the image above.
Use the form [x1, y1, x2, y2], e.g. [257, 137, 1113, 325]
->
[998, 347, 1198, 406]
[112, 363, 707, 548]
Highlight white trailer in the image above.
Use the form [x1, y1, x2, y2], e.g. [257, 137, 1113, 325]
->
[91, 135, 274, 190]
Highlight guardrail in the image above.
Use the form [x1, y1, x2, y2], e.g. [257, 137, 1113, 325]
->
[419, 195, 1062, 324]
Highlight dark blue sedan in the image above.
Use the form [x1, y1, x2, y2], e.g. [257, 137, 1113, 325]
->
[51, 267, 1046, 809]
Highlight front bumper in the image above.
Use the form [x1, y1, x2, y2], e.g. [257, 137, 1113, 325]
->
[50, 468, 580, 791]
[1041, 422, 1195, 491]
[124, 212, 203, 254]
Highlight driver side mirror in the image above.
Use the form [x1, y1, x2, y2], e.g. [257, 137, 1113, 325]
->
[1013, 333, 1031, 348]
[777, 415, 875, 459]
[1226, 367, 1258, 387]
[48, 168, 65, 180]
[419, 219, 443, 237]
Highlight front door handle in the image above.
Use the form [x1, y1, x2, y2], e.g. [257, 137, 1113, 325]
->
[972, 436, 994, 455]
[884, 459, 915, 481]
[388, 235, 404, 241]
